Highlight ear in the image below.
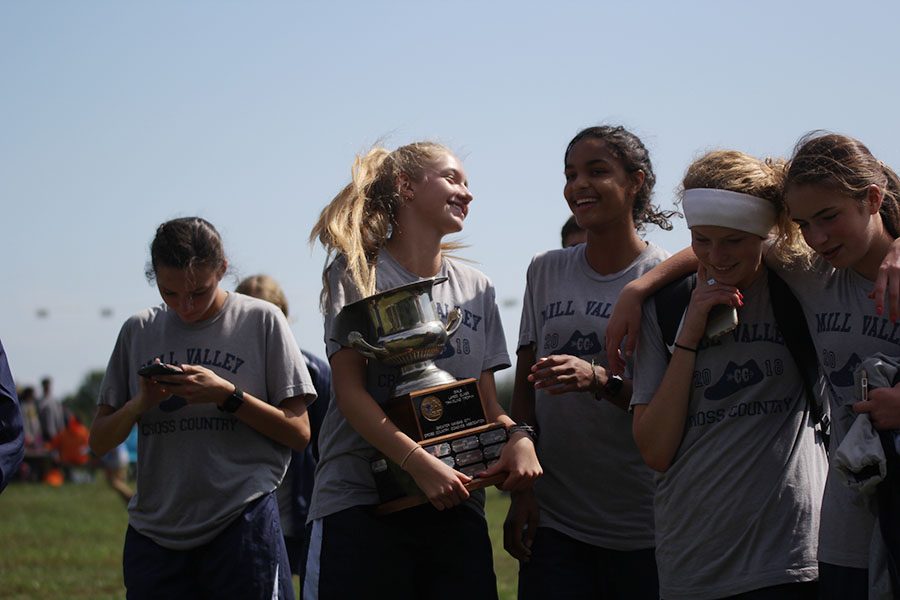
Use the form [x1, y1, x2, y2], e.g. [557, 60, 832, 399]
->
[396, 173, 414, 202]
[630, 170, 646, 198]
[866, 184, 884, 215]
[217, 260, 228, 280]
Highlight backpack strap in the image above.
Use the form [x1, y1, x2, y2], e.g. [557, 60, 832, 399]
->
[767, 268, 830, 442]
[654, 273, 697, 358]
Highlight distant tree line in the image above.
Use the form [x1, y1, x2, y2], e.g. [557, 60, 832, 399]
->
[63, 369, 104, 425]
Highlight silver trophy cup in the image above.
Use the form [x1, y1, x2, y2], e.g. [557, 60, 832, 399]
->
[345, 277, 462, 398]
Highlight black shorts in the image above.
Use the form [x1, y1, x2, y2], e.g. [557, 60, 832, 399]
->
[518, 526, 658, 600]
[305, 503, 497, 600]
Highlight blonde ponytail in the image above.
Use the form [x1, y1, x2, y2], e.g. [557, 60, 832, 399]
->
[310, 141, 452, 307]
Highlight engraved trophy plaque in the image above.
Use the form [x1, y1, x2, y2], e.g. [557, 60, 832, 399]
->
[333, 276, 508, 514]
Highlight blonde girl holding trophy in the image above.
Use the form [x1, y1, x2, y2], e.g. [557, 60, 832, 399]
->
[305, 141, 541, 599]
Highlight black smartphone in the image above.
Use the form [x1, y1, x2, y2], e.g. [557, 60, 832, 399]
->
[138, 362, 184, 378]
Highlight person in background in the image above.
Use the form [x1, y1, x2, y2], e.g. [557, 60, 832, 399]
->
[235, 273, 332, 587]
[0, 338, 24, 493]
[17, 386, 47, 481]
[37, 376, 65, 442]
[560, 214, 587, 248]
[48, 410, 91, 480]
[99, 440, 134, 504]
[18, 386, 42, 452]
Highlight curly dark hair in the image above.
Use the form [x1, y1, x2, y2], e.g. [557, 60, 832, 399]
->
[565, 125, 678, 231]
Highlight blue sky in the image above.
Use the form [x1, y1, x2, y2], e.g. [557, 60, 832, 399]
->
[3, 1, 899, 397]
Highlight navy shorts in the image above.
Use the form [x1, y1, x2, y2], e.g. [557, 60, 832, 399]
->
[518, 526, 658, 600]
[721, 581, 817, 599]
[818, 562, 867, 600]
[304, 503, 497, 600]
[123, 492, 294, 600]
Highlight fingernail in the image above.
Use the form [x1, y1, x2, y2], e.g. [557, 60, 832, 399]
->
[876, 306, 883, 315]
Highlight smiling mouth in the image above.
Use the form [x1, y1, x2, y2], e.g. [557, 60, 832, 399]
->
[448, 201, 468, 219]
[820, 246, 841, 260]
[573, 197, 598, 207]
[709, 264, 738, 275]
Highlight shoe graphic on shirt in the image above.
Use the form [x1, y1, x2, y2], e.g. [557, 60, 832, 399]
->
[829, 353, 862, 388]
[558, 330, 602, 357]
[704, 360, 765, 400]
[436, 341, 456, 360]
[159, 395, 187, 412]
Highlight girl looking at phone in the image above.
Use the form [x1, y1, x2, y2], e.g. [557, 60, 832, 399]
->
[630, 150, 827, 599]
[305, 141, 541, 599]
[89, 217, 316, 600]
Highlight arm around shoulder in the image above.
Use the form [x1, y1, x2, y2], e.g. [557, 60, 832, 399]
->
[607, 247, 699, 373]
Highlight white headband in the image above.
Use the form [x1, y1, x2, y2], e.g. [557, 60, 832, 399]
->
[682, 188, 777, 237]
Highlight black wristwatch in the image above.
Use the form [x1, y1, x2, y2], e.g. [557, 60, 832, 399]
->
[218, 386, 245, 413]
[604, 374, 625, 397]
[507, 422, 538, 443]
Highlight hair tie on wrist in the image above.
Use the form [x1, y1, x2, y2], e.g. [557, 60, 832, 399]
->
[400, 445, 420, 469]
[674, 342, 698, 353]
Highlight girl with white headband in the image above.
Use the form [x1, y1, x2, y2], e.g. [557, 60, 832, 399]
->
[608, 134, 900, 599]
[504, 125, 676, 599]
[629, 150, 827, 599]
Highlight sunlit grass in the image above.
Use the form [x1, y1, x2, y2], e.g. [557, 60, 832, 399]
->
[0, 479, 518, 599]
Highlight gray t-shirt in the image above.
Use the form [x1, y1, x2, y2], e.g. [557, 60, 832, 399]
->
[98, 293, 316, 550]
[308, 250, 510, 521]
[771, 254, 892, 568]
[632, 270, 826, 599]
[517, 242, 667, 550]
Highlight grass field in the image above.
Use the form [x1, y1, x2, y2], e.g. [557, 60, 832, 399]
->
[1, 479, 519, 599]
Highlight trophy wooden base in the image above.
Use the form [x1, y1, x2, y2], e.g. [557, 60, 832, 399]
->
[371, 422, 509, 516]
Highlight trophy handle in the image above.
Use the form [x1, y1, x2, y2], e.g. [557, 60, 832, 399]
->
[348, 331, 389, 360]
[444, 307, 462, 337]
